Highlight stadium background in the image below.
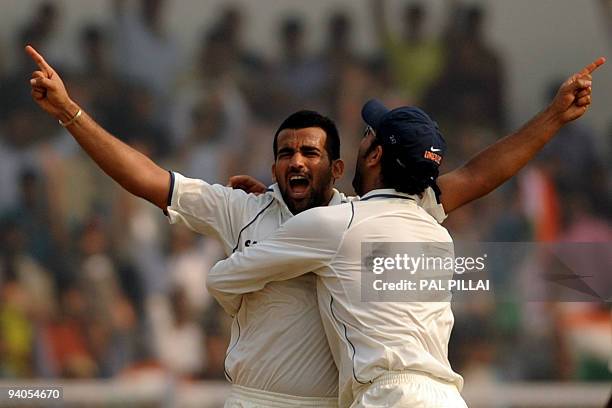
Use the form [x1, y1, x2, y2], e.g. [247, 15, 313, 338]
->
[0, 0, 610, 406]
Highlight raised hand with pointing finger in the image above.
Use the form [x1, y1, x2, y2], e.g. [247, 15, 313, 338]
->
[25, 44, 171, 209]
[549, 57, 605, 123]
[26, 44, 81, 124]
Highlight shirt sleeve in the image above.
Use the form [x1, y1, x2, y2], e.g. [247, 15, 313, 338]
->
[165, 171, 250, 252]
[207, 206, 344, 315]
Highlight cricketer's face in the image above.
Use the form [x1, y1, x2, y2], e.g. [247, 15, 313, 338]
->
[273, 127, 341, 214]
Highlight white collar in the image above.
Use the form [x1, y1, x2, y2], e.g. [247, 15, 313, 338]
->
[359, 188, 418, 202]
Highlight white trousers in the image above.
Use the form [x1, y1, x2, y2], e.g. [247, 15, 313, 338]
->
[352, 372, 467, 408]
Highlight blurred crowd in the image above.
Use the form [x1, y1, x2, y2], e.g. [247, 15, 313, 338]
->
[0, 0, 610, 385]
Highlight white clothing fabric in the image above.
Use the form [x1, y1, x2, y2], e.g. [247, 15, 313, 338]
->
[352, 371, 466, 408]
[208, 189, 462, 407]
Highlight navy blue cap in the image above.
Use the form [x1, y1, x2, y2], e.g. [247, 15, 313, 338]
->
[361, 99, 446, 169]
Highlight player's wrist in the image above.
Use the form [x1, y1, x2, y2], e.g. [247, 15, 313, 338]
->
[541, 104, 565, 129]
[56, 100, 81, 124]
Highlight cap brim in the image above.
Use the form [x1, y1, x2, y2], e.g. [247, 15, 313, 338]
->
[361, 99, 389, 130]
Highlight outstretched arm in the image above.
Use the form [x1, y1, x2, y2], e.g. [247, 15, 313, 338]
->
[207, 208, 340, 315]
[26, 45, 170, 209]
[438, 57, 606, 214]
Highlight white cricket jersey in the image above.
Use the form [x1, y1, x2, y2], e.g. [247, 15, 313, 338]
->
[207, 189, 462, 408]
[166, 172, 341, 397]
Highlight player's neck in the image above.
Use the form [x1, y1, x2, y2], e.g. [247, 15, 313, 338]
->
[360, 178, 386, 196]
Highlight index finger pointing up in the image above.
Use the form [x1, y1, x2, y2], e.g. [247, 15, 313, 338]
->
[579, 57, 606, 75]
[25, 45, 53, 78]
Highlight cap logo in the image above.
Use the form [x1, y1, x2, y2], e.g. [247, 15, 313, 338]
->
[430, 146, 442, 152]
[388, 134, 397, 144]
[424, 150, 442, 165]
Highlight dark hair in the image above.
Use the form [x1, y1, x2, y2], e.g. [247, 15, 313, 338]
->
[370, 140, 438, 195]
[273, 110, 341, 161]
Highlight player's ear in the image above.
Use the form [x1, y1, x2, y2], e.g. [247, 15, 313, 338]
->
[367, 145, 383, 167]
[331, 159, 344, 181]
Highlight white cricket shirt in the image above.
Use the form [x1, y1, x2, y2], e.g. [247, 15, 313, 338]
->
[207, 189, 462, 407]
[166, 172, 341, 397]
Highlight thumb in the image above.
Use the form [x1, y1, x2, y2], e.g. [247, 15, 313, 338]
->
[566, 76, 592, 93]
[30, 76, 54, 89]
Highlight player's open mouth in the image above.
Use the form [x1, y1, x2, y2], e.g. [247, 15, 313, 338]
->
[288, 175, 310, 197]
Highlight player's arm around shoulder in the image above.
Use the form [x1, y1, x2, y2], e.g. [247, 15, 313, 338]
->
[206, 203, 349, 299]
[287, 203, 352, 244]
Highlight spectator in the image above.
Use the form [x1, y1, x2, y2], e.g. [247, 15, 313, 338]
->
[18, 1, 67, 68]
[423, 4, 505, 129]
[75, 217, 137, 377]
[113, 0, 179, 122]
[371, 0, 445, 103]
[215, 5, 266, 77]
[0, 102, 46, 212]
[43, 286, 97, 378]
[166, 225, 223, 316]
[0, 218, 55, 377]
[268, 16, 328, 116]
[148, 287, 206, 378]
[171, 27, 250, 159]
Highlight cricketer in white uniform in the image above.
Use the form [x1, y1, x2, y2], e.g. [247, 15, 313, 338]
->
[166, 164, 444, 407]
[208, 101, 467, 407]
[166, 111, 345, 407]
